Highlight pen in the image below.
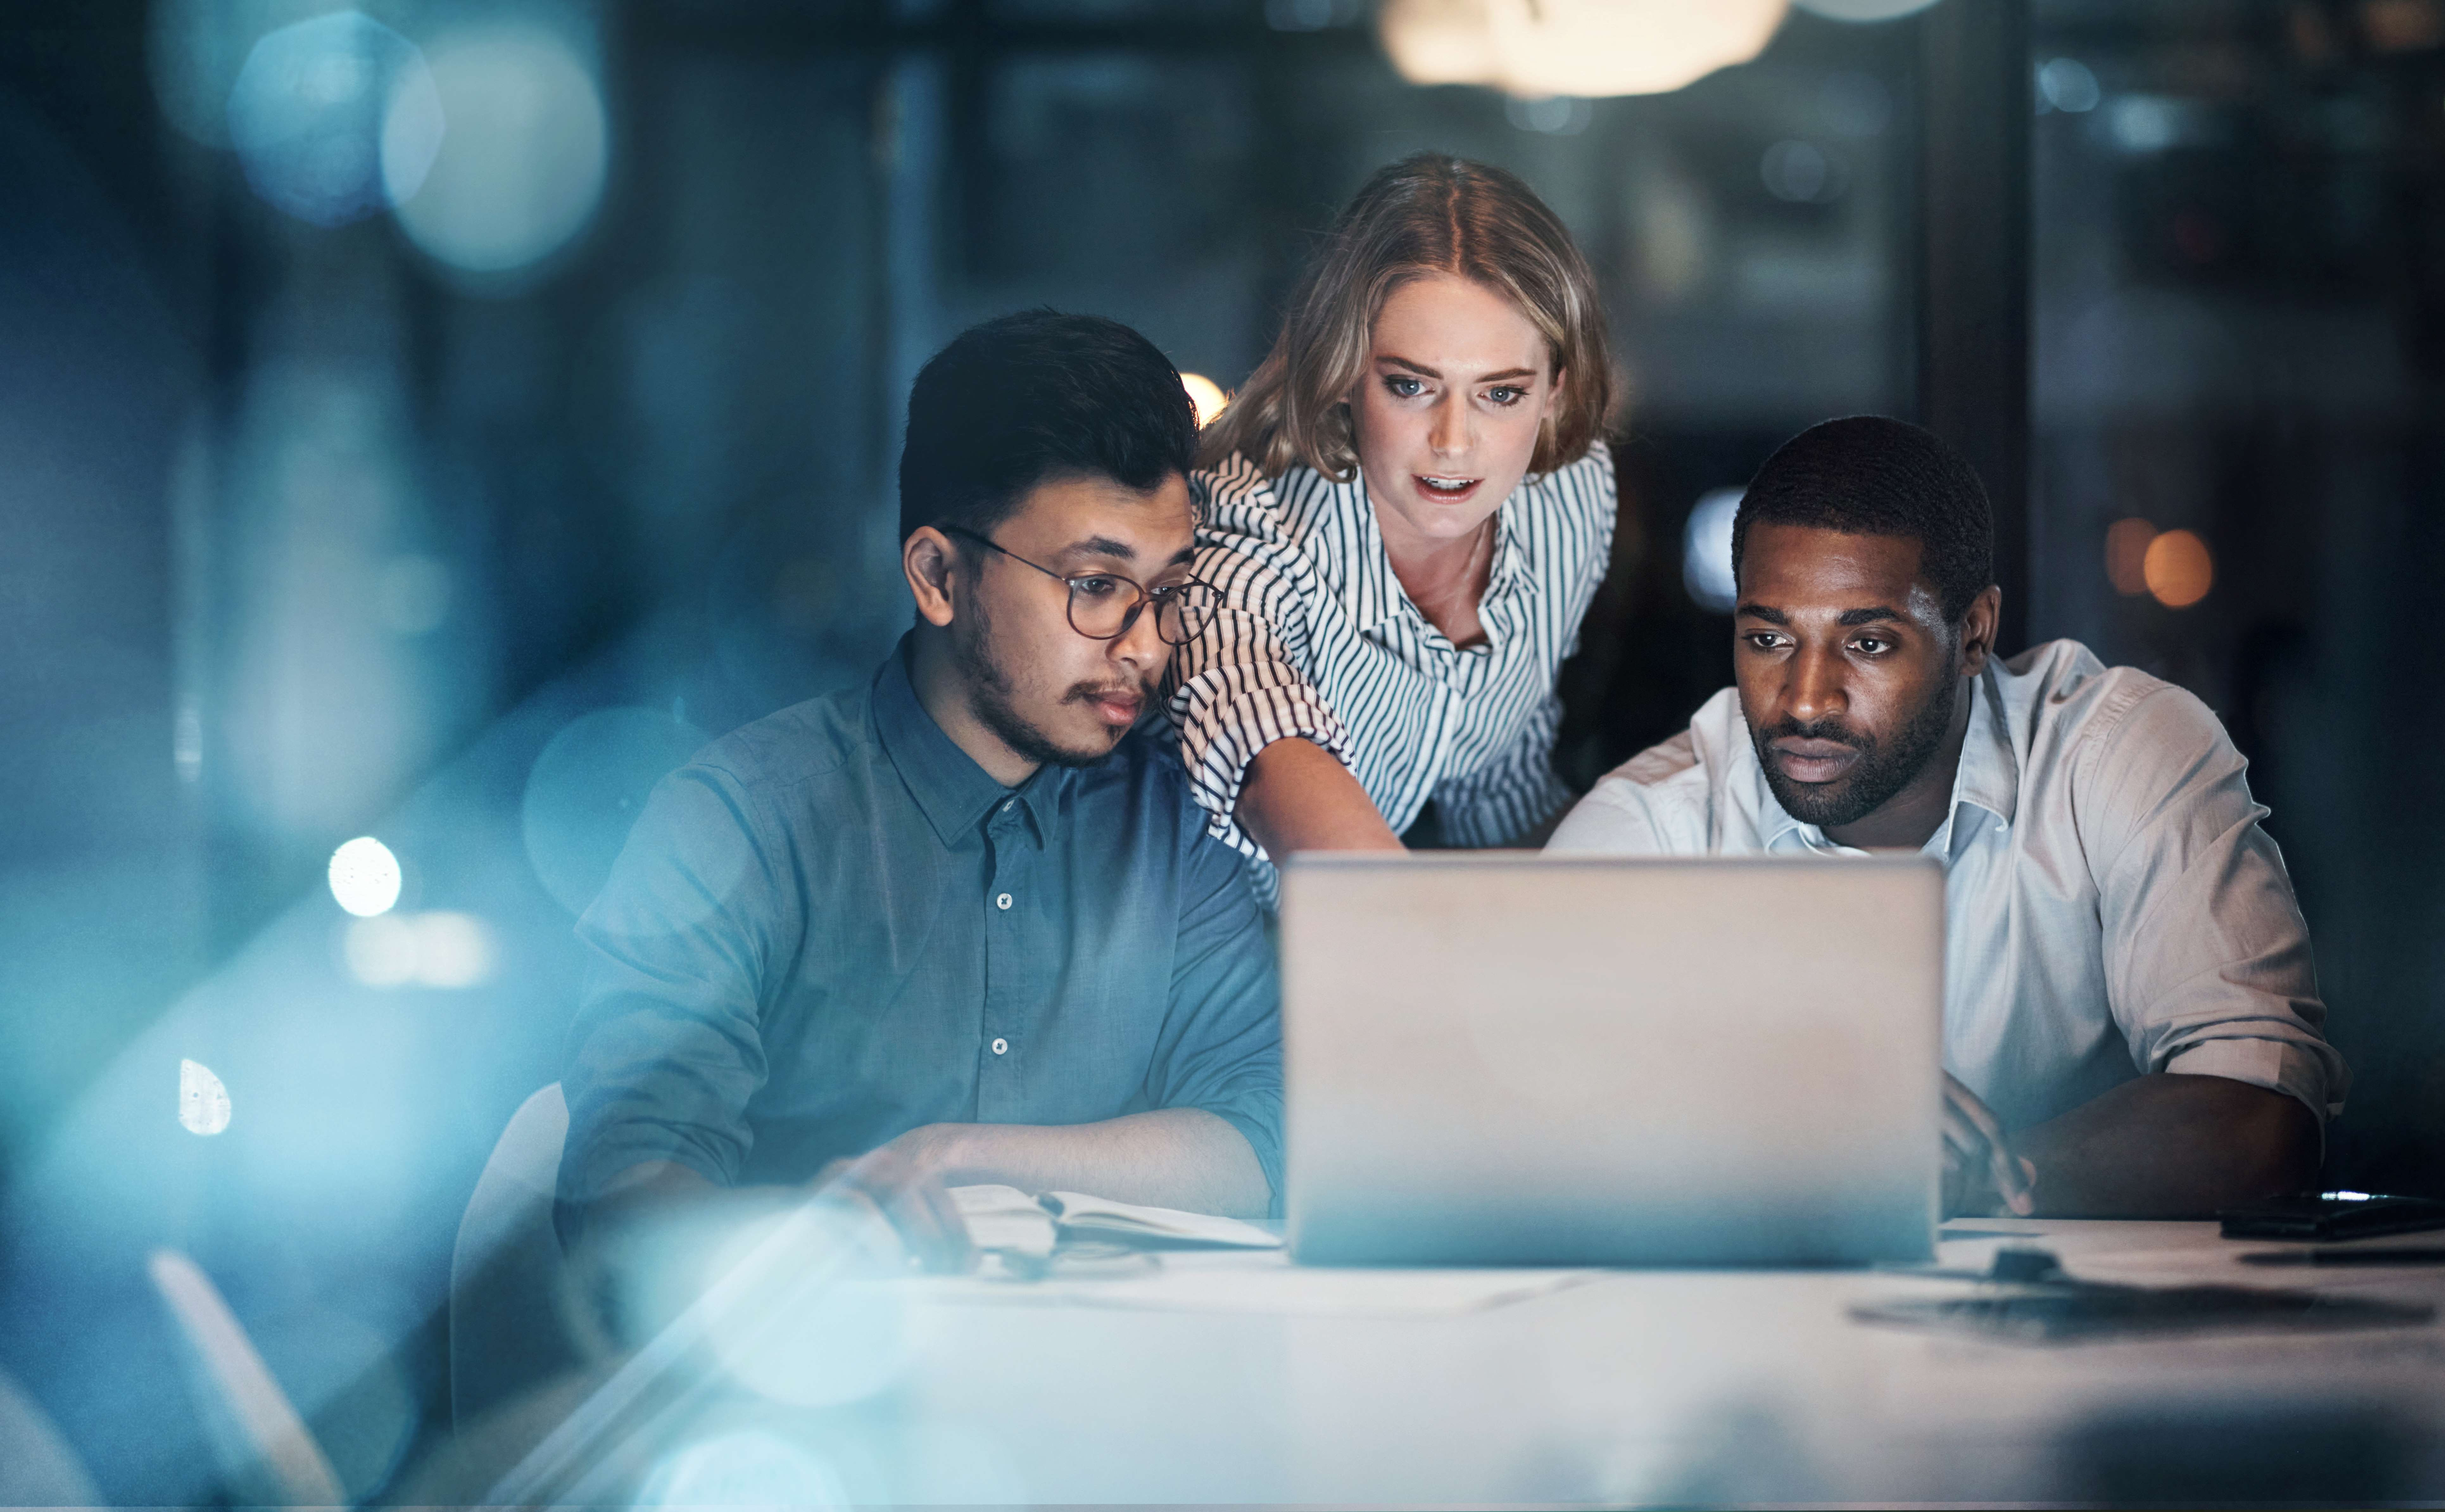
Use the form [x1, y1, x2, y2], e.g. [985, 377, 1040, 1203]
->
[2239, 1246, 2445, 1267]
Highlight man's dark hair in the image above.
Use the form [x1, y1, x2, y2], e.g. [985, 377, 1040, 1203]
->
[898, 309, 1198, 543]
[1730, 416, 1995, 621]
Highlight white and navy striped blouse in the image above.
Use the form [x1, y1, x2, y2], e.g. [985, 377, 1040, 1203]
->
[1163, 442, 1616, 886]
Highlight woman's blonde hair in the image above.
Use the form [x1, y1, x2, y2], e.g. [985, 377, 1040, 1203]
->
[1200, 154, 1617, 481]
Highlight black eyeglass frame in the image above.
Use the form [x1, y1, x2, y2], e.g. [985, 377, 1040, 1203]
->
[939, 524, 1214, 646]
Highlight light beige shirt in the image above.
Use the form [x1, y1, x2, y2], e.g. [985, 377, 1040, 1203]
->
[1549, 639, 2346, 1131]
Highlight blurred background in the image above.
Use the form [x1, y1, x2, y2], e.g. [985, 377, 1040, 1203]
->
[1, 0, 2440, 1499]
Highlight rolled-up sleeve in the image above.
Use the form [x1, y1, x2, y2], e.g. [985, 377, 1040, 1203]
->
[559, 764, 797, 1206]
[1165, 459, 1355, 863]
[1547, 728, 1712, 855]
[2082, 683, 2348, 1122]
[1141, 830, 1285, 1211]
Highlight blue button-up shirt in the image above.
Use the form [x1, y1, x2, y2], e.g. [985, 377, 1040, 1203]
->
[559, 640, 1284, 1210]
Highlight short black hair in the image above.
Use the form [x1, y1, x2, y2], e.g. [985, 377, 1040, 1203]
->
[1730, 415, 1995, 621]
[898, 309, 1197, 543]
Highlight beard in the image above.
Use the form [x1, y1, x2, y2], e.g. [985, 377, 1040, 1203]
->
[951, 591, 1147, 770]
[1749, 661, 1961, 832]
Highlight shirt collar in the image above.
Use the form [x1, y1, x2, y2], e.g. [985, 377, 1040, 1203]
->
[1750, 667, 2020, 855]
[1952, 665, 2020, 829]
[872, 637, 1068, 848]
[1329, 464, 1545, 636]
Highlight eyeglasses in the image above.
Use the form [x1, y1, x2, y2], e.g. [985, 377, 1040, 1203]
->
[941, 525, 1216, 646]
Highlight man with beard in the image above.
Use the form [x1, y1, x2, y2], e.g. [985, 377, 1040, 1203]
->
[1550, 417, 2343, 1219]
[559, 312, 1277, 1266]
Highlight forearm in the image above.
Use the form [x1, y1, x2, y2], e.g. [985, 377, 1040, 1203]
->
[908, 1107, 1271, 1217]
[2019, 1073, 2319, 1218]
[580, 1160, 775, 1246]
[1235, 737, 1403, 857]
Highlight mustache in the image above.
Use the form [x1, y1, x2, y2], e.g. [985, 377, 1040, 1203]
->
[1760, 716, 1873, 751]
[1063, 676, 1152, 707]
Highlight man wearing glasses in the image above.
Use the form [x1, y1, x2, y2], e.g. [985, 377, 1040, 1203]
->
[559, 312, 1275, 1268]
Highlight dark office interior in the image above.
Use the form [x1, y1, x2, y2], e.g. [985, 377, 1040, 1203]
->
[3, 0, 2444, 1503]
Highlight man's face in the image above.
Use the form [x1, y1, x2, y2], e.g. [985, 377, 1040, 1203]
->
[1733, 523, 1966, 831]
[950, 471, 1196, 768]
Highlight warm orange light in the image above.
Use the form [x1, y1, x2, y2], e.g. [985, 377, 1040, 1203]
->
[1377, 0, 1788, 98]
[2103, 517, 2157, 596]
[2143, 528, 2213, 608]
[1181, 372, 1231, 429]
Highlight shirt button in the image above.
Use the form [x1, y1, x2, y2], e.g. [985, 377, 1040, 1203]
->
[991, 1037, 1009, 1055]
[995, 892, 1013, 910]
[1000, 798, 1014, 813]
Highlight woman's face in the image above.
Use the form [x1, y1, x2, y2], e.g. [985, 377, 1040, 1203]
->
[1348, 270, 1564, 549]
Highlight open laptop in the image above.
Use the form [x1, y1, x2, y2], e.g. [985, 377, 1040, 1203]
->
[1278, 852, 1944, 1267]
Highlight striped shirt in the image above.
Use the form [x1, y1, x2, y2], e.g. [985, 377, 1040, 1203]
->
[1163, 443, 1616, 891]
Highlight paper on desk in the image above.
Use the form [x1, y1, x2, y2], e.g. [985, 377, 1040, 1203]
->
[948, 1184, 1282, 1254]
[951, 1184, 1056, 1257]
[899, 1252, 1601, 1316]
[1041, 1191, 1282, 1249]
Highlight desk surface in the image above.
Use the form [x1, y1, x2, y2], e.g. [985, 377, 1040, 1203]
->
[722, 1220, 2445, 1506]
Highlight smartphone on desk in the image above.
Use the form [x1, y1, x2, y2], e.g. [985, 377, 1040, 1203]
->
[2219, 1190, 2445, 1242]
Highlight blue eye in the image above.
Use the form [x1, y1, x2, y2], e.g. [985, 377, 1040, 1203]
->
[1487, 386, 1524, 405]
[1387, 376, 1425, 398]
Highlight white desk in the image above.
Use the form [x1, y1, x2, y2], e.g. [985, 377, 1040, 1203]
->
[732, 1220, 2445, 1505]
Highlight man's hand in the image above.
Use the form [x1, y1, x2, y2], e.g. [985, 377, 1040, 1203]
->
[815, 1132, 974, 1274]
[1943, 1074, 2036, 1217]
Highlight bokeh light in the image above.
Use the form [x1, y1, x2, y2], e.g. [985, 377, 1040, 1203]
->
[1682, 487, 1744, 613]
[1791, 0, 1940, 19]
[895, 1421, 1030, 1506]
[178, 1058, 231, 1136]
[2037, 57, 2103, 114]
[1180, 372, 1231, 428]
[643, 1430, 847, 1509]
[1505, 95, 1592, 135]
[522, 708, 707, 917]
[1378, 0, 1787, 98]
[327, 836, 402, 917]
[389, 26, 608, 277]
[1761, 140, 1844, 203]
[342, 914, 418, 987]
[225, 11, 443, 228]
[2104, 516, 2157, 596]
[2143, 527, 2214, 608]
[342, 911, 495, 989]
[409, 911, 494, 988]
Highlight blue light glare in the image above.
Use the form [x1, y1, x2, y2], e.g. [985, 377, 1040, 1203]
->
[226, 12, 443, 228]
[643, 1430, 848, 1509]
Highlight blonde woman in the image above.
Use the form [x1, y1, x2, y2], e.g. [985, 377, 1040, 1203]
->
[1167, 154, 1618, 891]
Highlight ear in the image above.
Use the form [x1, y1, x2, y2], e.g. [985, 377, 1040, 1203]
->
[1543, 363, 1568, 420]
[903, 526, 962, 629]
[1957, 584, 2003, 679]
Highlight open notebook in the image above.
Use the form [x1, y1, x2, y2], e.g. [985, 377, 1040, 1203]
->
[950, 1184, 1282, 1257]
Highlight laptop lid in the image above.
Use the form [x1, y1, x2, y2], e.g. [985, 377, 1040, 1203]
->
[1280, 852, 1943, 1267]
